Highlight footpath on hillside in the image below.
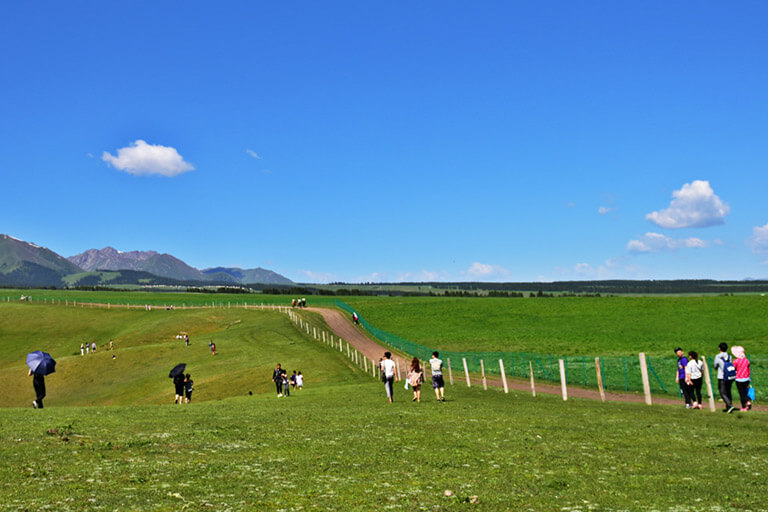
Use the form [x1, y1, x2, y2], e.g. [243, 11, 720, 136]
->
[309, 307, 765, 411]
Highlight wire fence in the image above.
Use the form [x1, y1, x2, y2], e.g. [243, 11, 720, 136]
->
[334, 300, 765, 401]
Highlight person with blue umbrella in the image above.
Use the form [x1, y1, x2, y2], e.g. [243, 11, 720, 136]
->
[26, 351, 56, 409]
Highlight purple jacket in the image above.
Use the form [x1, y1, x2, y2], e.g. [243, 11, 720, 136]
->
[677, 356, 689, 380]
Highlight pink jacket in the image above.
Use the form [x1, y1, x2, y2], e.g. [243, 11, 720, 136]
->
[734, 357, 750, 380]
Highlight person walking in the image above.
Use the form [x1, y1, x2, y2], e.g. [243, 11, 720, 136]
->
[80, 343, 84, 356]
[173, 371, 185, 404]
[184, 374, 194, 404]
[685, 351, 704, 410]
[380, 352, 396, 403]
[675, 348, 693, 408]
[429, 351, 446, 402]
[29, 368, 46, 409]
[272, 364, 286, 397]
[296, 371, 304, 390]
[408, 358, 424, 403]
[732, 346, 752, 411]
[713, 343, 736, 413]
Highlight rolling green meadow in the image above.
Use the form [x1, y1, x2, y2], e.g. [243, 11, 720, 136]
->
[0, 291, 766, 510]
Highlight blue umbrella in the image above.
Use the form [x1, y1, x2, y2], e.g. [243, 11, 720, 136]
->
[26, 351, 56, 376]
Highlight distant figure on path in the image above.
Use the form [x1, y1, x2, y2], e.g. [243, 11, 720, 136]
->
[429, 351, 446, 402]
[173, 371, 186, 404]
[352, 312, 359, 325]
[184, 335, 189, 347]
[290, 371, 298, 391]
[109, 339, 114, 351]
[91, 342, 96, 353]
[210, 342, 216, 356]
[732, 346, 752, 411]
[296, 371, 304, 390]
[184, 374, 194, 404]
[408, 358, 423, 403]
[675, 348, 692, 408]
[685, 351, 704, 410]
[713, 343, 736, 413]
[380, 352, 396, 403]
[29, 368, 45, 409]
[80, 343, 85, 356]
[272, 363, 286, 397]
[282, 372, 291, 397]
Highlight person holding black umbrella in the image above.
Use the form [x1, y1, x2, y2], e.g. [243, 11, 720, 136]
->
[28, 368, 46, 409]
[26, 350, 56, 409]
[169, 363, 187, 404]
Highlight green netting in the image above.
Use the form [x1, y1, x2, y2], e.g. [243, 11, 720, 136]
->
[335, 299, 765, 400]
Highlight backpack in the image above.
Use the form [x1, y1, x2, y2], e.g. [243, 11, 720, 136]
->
[722, 357, 736, 380]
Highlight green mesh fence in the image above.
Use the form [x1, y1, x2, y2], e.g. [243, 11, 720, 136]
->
[335, 299, 765, 400]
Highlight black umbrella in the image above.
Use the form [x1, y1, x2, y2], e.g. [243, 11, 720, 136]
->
[26, 351, 56, 376]
[169, 363, 186, 378]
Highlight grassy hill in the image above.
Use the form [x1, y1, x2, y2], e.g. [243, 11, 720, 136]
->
[0, 303, 357, 408]
[0, 297, 766, 510]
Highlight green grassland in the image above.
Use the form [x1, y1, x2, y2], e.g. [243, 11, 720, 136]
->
[0, 298, 767, 511]
[343, 295, 768, 356]
[1, 380, 766, 511]
[0, 303, 359, 408]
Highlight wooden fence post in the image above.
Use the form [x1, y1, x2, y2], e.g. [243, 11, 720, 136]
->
[364, 357, 368, 373]
[559, 359, 568, 401]
[447, 358, 454, 385]
[638, 352, 652, 405]
[702, 356, 716, 412]
[462, 358, 471, 387]
[529, 361, 536, 397]
[499, 359, 509, 394]
[480, 359, 487, 390]
[595, 357, 606, 403]
[396, 359, 401, 381]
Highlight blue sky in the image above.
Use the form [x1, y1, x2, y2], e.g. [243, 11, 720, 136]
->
[2, 2, 768, 283]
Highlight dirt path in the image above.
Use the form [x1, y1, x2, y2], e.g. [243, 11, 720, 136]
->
[310, 307, 764, 411]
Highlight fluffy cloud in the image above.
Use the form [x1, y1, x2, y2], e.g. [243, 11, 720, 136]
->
[627, 232, 708, 253]
[466, 262, 510, 279]
[102, 140, 194, 177]
[598, 206, 614, 215]
[748, 223, 768, 253]
[645, 180, 729, 228]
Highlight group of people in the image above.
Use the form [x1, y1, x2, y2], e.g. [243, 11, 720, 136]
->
[271, 363, 304, 397]
[80, 340, 115, 356]
[675, 343, 753, 412]
[291, 298, 307, 308]
[379, 351, 446, 403]
[173, 372, 194, 404]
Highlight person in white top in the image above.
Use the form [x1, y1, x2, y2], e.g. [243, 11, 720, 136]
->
[429, 351, 446, 402]
[380, 352, 396, 403]
[685, 350, 704, 410]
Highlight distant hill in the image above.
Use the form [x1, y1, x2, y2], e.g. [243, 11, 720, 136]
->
[202, 267, 294, 285]
[0, 234, 82, 287]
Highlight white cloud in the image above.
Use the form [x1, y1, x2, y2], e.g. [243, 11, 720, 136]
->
[598, 206, 614, 215]
[748, 223, 768, 253]
[246, 149, 262, 160]
[627, 232, 708, 253]
[102, 140, 194, 177]
[645, 180, 729, 228]
[299, 270, 337, 283]
[466, 262, 510, 279]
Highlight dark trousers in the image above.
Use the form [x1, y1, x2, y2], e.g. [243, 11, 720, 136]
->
[679, 380, 692, 405]
[384, 377, 394, 401]
[735, 380, 751, 408]
[718, 379, 733, 409]
[275, 381, 283, 395]
[690, 378, 703, 404]
[33, 374, 46, 408]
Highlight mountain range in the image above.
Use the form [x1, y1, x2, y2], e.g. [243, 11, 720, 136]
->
[0, 234, 293, 287]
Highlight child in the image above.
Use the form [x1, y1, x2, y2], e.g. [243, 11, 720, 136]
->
[184, 373, 194, 404]
[296, 371, 304, 390]
[290, 371, 298, 390]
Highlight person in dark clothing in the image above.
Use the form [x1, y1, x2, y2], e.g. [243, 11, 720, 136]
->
[713, 342, 736, 413]
[272, 363, 286, 397]
[675, 347, 692, 408]
[184, 373, 194, 404]
[173, 372, 185, 404]
[29, 368, 45, 409]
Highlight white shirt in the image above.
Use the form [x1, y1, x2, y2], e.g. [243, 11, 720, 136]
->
[686, 359, 703, 380]
[429, 357, 443, 376]
[381, 359, 396, 378]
